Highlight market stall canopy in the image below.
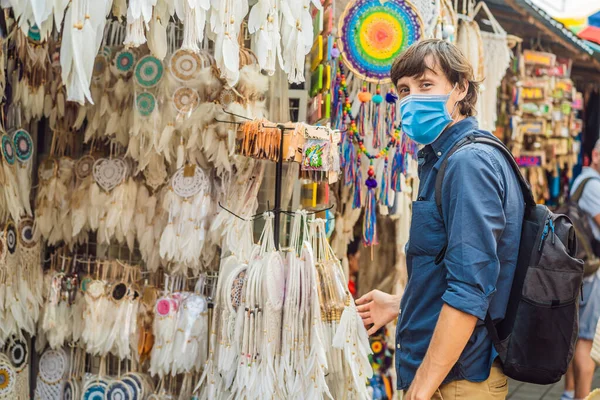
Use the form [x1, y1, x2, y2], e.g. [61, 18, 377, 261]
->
[484, 0, 600, 80]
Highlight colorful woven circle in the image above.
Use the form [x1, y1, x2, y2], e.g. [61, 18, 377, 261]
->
[5, 221, 16, 255]
[83, 382, 107, 400]
[2, 135, 15, 165]
[121, 376, 141, 400]
[13, 129, 33, 162]
[7, 339, 27, 373]
[106, 380, 133, 400]
[18, 217, 35, 249]
[135, 55, 164, 88]
[113, 49, 136, 76]
[136, 92, 156, 117]
[0, 360, 15, 396]
[173, 87, 200, 114]
[338, 0, 423, 82]
[169, 49, 202, 81]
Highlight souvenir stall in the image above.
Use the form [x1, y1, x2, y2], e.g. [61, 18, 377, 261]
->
[0, 1, 379, 399]
[496, 48, 583, 206]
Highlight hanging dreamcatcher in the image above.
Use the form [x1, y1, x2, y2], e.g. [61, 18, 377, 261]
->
[130, 54, 164, 174]
[0, 133, 24, 223]
[6, 336, 29, 400]
[334, 0, 423, 247]
[14, 30, 49, 123]
[159, 164, 212, 273]
[35, 347, 68, 399]
[134, 185, 167, 272]
[12, 129, 33, 217]
[90, 157, 138, 249]
[70, 155, 95, 240]
[338, 0, 423, 83]
[0, 354, 16, 400]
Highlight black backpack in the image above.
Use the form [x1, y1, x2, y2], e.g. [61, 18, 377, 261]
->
[556, 177, 600, 277]
[435, 134, 584, 385]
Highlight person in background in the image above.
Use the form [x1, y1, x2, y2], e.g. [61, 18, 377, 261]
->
[563, 139, 600, 400]
[347, 237, 361, 298]
[356, 39, 525, 400]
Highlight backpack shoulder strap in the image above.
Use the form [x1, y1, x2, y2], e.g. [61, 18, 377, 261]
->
[571, 177, 600, 203]
[434, 134, 536, 218]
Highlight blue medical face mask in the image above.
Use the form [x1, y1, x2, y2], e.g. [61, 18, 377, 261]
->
[399, 85, 458, 145]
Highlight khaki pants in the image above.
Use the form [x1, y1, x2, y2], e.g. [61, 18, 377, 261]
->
[405, 360, 508, 400]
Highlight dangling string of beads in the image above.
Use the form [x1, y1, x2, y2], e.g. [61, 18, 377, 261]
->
[356, 83, 371, 137]
[364, 162, 378, 246]
[371, 85, 383, 148]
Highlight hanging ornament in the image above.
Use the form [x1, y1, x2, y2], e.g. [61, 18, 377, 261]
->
[338, 0, 423, 82]
[173, 87, 200, 114]
[1, 136, 15, 166]
[134, 55, 164, 89]
[12, 130, 33, 163]
[92, 158, 128, 192]
[135, 92, 157, 117]
[169, 49, 202, 82]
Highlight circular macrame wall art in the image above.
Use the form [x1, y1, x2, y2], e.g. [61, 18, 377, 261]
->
[169, 49, 202, 82]
[338, 0, 424, 83]
[1, 135, 15, 165]
[12, 129, 33, 163]
[135, 55, 164, 88]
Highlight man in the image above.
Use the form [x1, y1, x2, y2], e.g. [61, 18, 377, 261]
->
[356, 39, 525, 400]
[563, 139, 600, 400]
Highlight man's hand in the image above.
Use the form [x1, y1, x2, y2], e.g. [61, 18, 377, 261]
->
[355, 290, 401, 335]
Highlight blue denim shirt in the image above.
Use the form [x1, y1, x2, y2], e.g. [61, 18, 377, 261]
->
[395, 117, 525, 390]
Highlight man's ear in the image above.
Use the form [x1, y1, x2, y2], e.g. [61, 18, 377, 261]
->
[456, 80, 469, 102]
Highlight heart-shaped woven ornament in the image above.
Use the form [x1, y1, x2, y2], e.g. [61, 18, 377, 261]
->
[171, 165, 209, 199]
[93, 158, 128, 192]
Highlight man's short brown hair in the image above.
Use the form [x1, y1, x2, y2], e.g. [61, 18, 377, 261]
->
[390, 39, 480, 117]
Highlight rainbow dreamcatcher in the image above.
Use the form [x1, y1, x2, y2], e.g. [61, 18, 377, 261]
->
[338, 0, 424, 83]
[334, 0, 423, 247]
